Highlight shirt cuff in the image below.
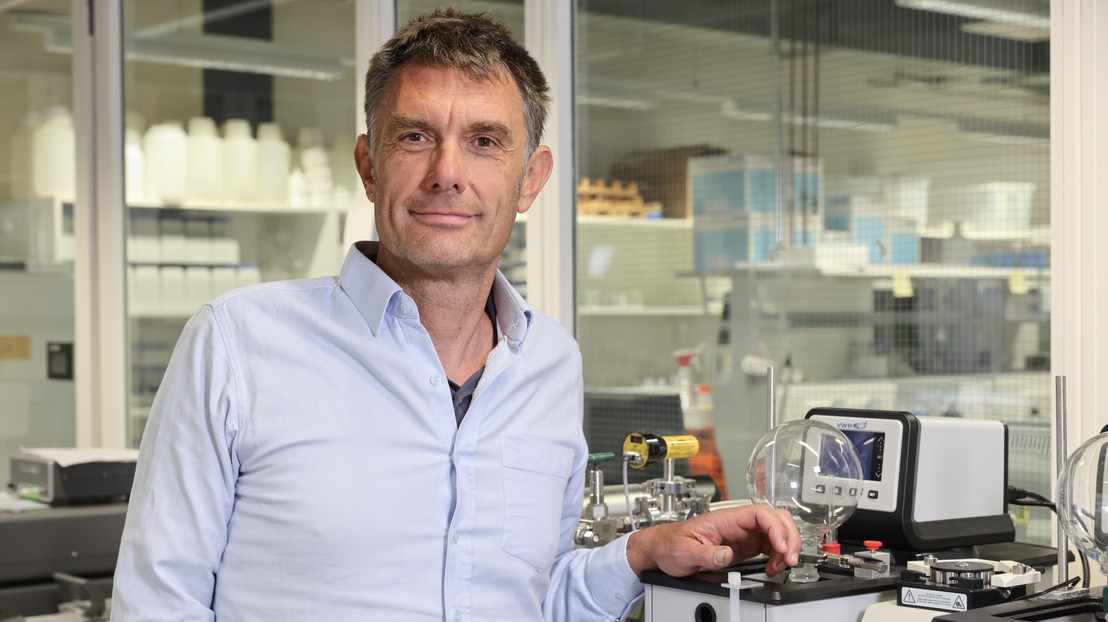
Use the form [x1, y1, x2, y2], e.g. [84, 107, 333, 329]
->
[586, 534, 645, 616]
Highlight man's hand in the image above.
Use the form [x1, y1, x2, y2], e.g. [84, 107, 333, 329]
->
[625, 505, 801, 578]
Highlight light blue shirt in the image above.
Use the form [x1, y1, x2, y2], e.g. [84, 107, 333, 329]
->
[112, 242, 642, 621]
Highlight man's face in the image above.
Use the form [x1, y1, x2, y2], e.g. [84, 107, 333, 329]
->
[356, 62, 551, 280]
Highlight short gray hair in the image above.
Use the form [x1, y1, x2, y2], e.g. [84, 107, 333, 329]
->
[363, 7, 550, 160]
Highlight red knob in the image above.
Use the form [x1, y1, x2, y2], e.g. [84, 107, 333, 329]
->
[822, 542, 842, 554]
[863, 540, 882, 551]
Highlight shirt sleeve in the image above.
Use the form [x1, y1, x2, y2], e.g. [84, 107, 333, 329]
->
[542, 434, 643, 620]
[111, 305, 241, 621]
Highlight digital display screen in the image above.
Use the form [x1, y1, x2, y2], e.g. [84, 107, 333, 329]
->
[841, 430, 885, 482]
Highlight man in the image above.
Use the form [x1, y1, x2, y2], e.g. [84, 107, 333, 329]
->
[112, 8, 800, 621]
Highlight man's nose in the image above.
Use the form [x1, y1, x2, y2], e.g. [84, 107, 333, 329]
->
[424, 141, 467, 194]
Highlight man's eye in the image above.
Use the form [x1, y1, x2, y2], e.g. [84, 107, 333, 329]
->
[401, 132, 426, 142]
[475, 136, 495, 148]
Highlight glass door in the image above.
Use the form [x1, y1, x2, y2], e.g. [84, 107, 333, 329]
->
[122, 0, 357, 445]
[0, 0, 79, 485]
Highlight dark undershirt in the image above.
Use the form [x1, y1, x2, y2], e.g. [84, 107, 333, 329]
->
[447, 292, 497, 426]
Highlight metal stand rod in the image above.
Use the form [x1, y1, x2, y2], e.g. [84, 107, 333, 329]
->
[1055, 375, 1069, 584]
[767, 365, 776, 430]
[663, 459, 676, 515]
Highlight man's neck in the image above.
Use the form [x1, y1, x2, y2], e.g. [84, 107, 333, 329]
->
[412, 277, 497, 384]
[387, 259, 498, 383]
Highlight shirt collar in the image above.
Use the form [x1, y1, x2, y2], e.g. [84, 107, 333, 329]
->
[338, 242, 533, 346]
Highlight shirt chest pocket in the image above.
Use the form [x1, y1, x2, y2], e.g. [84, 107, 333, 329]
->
[500, 435, 575, 573]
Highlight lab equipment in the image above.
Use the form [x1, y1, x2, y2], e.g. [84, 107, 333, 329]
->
[641, 409, 1060, 622]
[581, 389, 690, 487]
[1057, 432, 1108, 577]
[644, 415, 894, 622]
[577, 432, 713, 546]
[805, 408, 1015, 552]
[0, 493, 124, 618]
[10, 449, 138, 506]
[863, 430, 1108, 621]
[747, 418, 864, 582]
[624, 432, 699, 468]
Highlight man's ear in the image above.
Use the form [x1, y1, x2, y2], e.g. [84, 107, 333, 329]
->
[354, 134, 377, 203]
[517, 145, 554, 215]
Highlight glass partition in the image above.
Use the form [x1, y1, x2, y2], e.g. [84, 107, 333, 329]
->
[122, 0, 357, 445]
[0, 0, 78, 485]
[575, 0, 1050, 544]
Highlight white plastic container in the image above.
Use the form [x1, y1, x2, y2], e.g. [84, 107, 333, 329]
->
[209, 216, 240, 263]
[186, 116, 223, 202]
[300, 145, 333, 208]
[159, 213, 187, 263]
[131, 264, 162, 312]
[211, 265, 239, 297]
[124, 127, 146, 204]
[222, 119, 258, 202]
[185, 266, 212, 307]
[297, 126, 332, 208]
[32, 106, 77, 200]
[256, 122, 290, 205]
[10, 111, 40, 201]
[160, 265, 187, 311]
[184, 216, 212, 258]
[128, 212, 160, 262]
[287, 167, 308, 208]
[144, 121, 188, 205]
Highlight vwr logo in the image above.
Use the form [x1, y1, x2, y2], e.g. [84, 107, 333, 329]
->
[836, 421, 869, 430]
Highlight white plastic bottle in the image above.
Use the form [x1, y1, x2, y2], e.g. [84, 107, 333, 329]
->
[297, 126, 333, 208]
[10, 110, 40, 201]
[124, 127, 146, 204]
[287, 167, 308, 208]
[256, 122, 290, 205]
[32, 105, 77, 200]
[144, 121, 188, 206]
[222, 119, 258, 203]
[186, 116, 223, 202]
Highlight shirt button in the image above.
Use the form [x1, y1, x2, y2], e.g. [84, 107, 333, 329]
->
[430, 374, 442, 387]
[616, 592, 626, 600]
[452, 532, 459, 543]
[453, 612, 461, 621]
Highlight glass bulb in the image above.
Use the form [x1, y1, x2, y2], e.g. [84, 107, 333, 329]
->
[747, 419, 864, 582]
[1058, 432, 1108, 575]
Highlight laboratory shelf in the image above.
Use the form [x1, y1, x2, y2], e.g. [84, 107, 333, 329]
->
[126, 200, 341, 215]
[577, 214, 690, 229]
[684, 261, 1049, 280]
[578, 304, 711, 317]
[128, 308, 200, 320]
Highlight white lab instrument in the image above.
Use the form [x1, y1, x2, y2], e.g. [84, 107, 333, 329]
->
[806, 408, 1014, 552]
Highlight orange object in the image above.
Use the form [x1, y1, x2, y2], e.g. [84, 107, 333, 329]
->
[863, 540, 883, 551]
[687, 426, 728, 500]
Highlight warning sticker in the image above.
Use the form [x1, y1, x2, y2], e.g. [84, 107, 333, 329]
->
[900, 587, 967, 612]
